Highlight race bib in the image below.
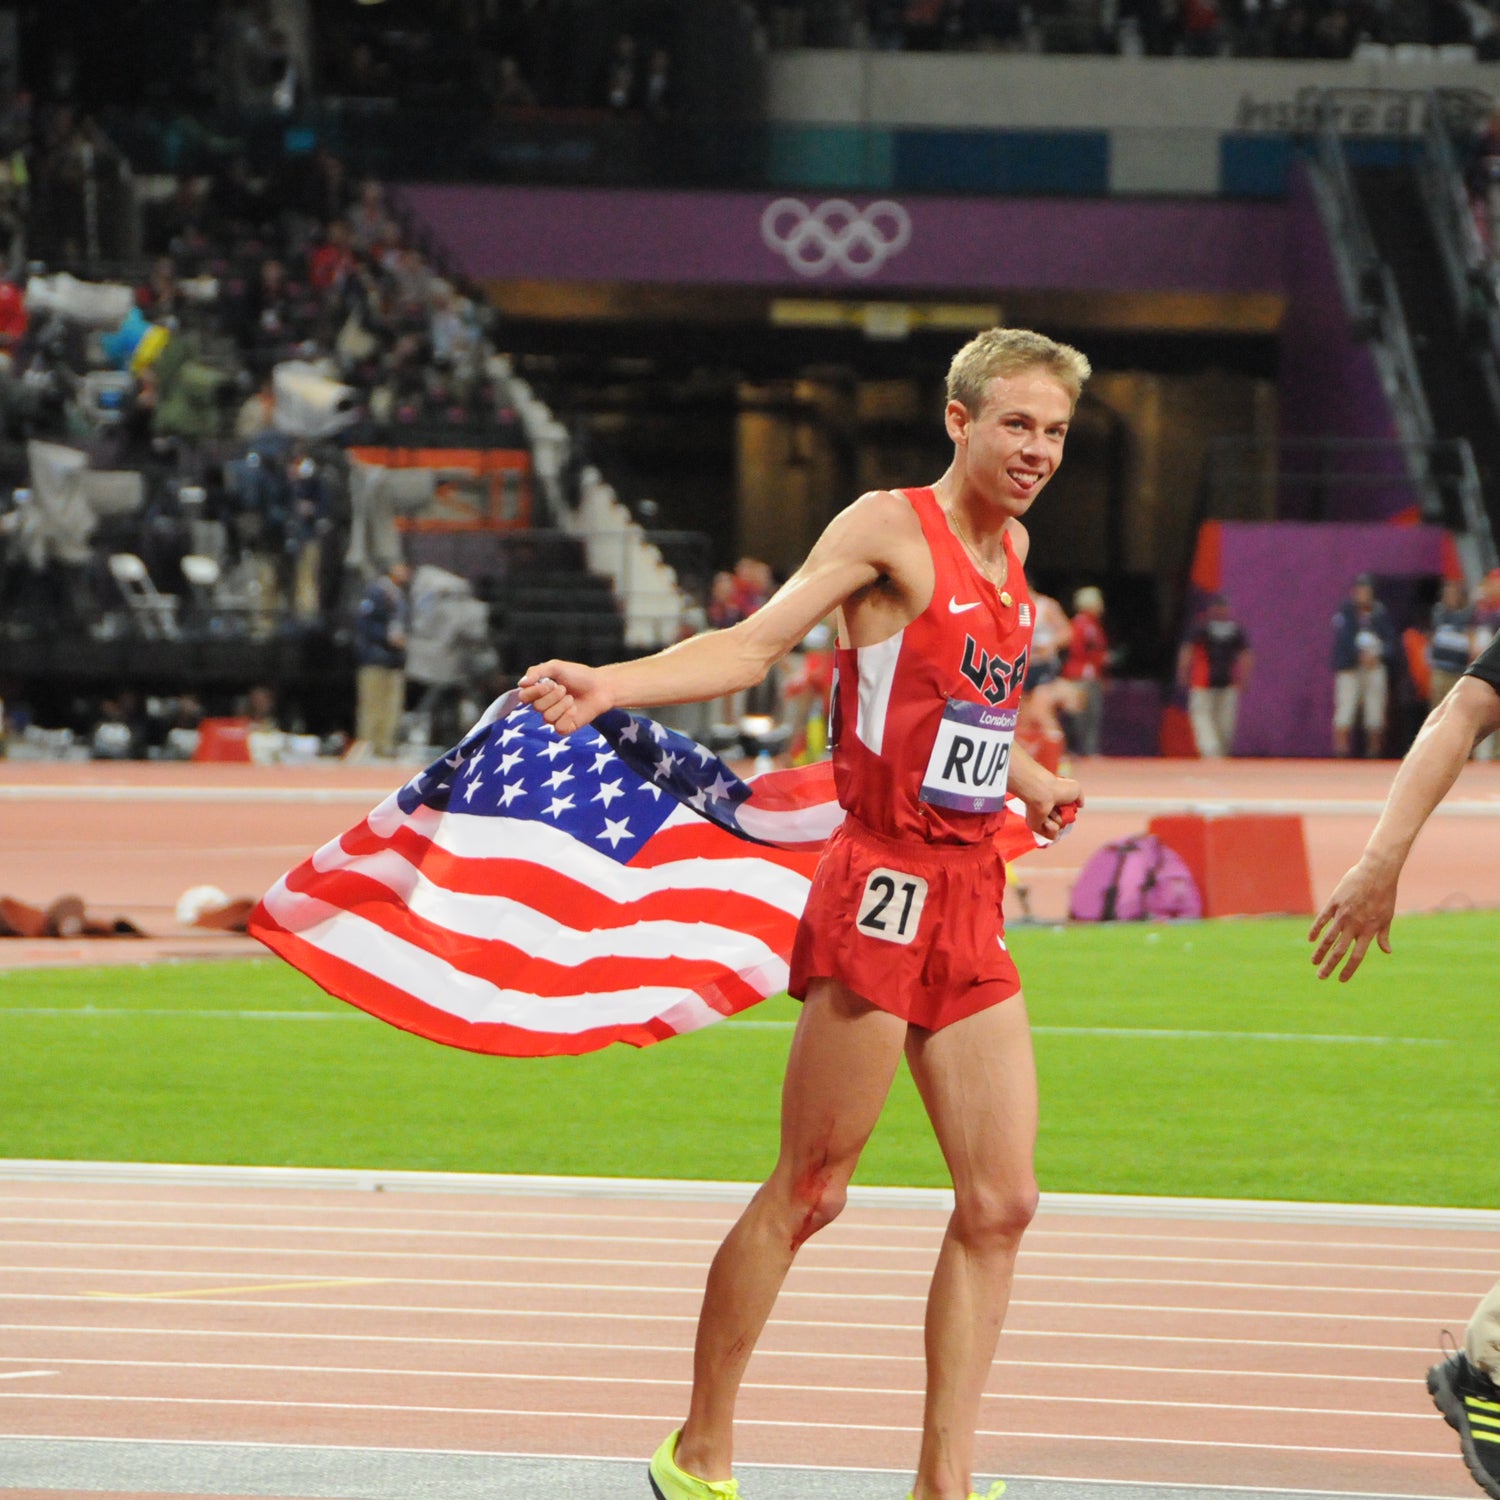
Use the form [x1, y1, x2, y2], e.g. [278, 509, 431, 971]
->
[856, 867, 929, 945]
[920, 699, 1016, 813]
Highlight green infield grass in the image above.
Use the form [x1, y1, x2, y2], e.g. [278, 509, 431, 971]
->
[2, 911, 1496, 1207]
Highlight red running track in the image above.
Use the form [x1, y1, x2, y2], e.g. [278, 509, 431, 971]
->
[0, 1171, 1491, 1498]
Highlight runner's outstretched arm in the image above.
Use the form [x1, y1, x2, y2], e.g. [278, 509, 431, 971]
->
[1309, 675, 1500, 981]
[520, 491, 916, 733]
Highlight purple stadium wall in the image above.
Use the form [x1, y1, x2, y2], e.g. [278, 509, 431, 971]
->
[1219, 521, 1447, 758]
[401, 184, 1288, 293]
[1274, 163, 1416, 522]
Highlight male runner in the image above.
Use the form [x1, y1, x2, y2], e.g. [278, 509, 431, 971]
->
[521, 327, 1087, 1500]
[1309, 629, 1500, 1500]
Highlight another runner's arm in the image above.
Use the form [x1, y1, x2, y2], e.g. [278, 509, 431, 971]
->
[521, 490, 917, 734]
[1309, 638, 1500, 981]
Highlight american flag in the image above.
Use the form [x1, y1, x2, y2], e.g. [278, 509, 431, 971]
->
[249, 691, 1058, 1057]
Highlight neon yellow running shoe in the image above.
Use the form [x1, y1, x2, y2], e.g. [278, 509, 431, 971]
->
[648, 1429, 741, 1499]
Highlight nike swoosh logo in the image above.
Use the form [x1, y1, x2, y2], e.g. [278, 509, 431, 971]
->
[948, 597, 981, 614]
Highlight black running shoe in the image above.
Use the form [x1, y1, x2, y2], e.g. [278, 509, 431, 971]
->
[1429, 1351, 1500, 1500]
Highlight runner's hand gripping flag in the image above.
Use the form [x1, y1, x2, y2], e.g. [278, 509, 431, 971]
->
[250, 691, 1071, 1057]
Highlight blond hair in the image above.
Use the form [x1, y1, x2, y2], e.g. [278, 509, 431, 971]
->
[946, 327, 1091, 413]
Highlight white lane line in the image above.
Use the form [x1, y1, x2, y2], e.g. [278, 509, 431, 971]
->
[1, 1200, 1489, 1260]
[0, 1356, 1437, 1421]
[731, 1021, 1453, 1045]
[0, 1369, 55, 1380]
[1, 1243, 1491, 1298]
[1, 1222, 1491, 1277]
[0, 1288, 1471, 1327]
[0, 1261, 1481, 1304]
[0, 1392, 1456, 1459]
[2, 1230, 1488, 1278]
[4, 1166, 1497, 1235]
[3, 1008, 1446, 1044]
[0, 1322, 1445, 1358]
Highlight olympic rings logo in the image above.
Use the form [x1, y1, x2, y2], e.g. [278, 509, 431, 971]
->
[759, 198, 912, 279]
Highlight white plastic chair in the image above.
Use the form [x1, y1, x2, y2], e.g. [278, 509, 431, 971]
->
[108, 552, 179, 640]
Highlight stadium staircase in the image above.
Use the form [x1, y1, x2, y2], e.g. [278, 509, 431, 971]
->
[1306, 96, 1499, 577]
[1351, 157, 1500, 543]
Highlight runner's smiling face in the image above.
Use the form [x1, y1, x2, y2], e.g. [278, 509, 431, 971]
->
[947, 368, 1074, 517]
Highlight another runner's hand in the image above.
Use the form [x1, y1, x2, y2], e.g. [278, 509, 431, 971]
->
[518, 660, 610, 735]
[1308, 859, 1396, 982]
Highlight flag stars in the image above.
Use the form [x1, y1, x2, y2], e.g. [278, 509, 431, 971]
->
[652, 751, 679, 782]
[539, 737, 571, 762]
[706, 773, 736, 802]
[498, 781, 526, 807]
[499, 749, 523, 775]
[543, 764, 576, 792]
[543, 793, 576, 820]
[593, 779, 626, 809]
[596, 816, 634, 848]
[618, 719, 640, 743]
[648, 720, 669, 743]
[463, 777, 485, 803]
[591, 750, 614, 774]
[498, 725, 525, 746]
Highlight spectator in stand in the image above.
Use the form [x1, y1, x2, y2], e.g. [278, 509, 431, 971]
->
[732, 556, 780, 715]
[235, 371, 276, 441]
[428, 281, 477, 367]
[286, 446, 332, 623]
[1176, 592, 1253, 759]
[643, 46, 673, 120]
[1018, 590, 1075, 772]
[348, 181, 395, 255]
[731, 555, 774, 619]
[243, 258, 305, 360]
[354, 560, 411, 758]
[1428, 577, 1475, 712]
[706, 570, 743, 630]
[388, 247, 436, 314]
[604, 34, 641, 111]
[136, 256, 181, 320]
[343, 41, 395, 100]
[263, 27, 303, 115]
[1332, 573, 1397, 758]
[0, 277, 28, 366]
[1063, 584, 1109, 757]
[492, 56, 538, 111]
[307, 219, 355, 294]
[1181, 0, 1227, 54]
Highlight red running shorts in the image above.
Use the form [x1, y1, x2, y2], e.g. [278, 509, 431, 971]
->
[788, 816, 1021, 1031]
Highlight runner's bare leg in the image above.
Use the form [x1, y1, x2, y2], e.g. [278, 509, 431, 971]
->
[906, 994, 1040, 1500]
[672, 979, 908, 1481]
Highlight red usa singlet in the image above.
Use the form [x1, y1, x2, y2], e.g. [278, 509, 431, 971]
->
[827, 486, 1036, 846]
